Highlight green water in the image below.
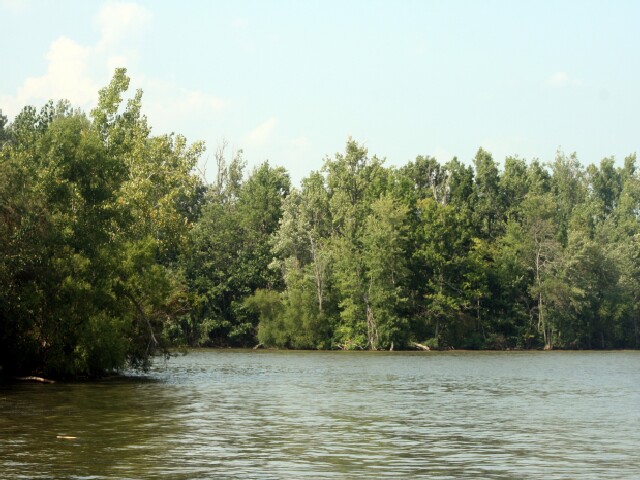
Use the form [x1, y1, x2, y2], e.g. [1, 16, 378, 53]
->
[1, 350, 639, 479]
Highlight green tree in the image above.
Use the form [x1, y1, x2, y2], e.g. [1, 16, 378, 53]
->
[509, 193, 562, 349]
[0, 108, 9, 146]
[267, 173, 334, 348]
[0, 70, 202, 377]
[588, 157, 622, 218]
[550, 151, 585, 245]
[324, 139, 389, 349]
[415, 198, 473, 347]
[183, 160, 290, 346]
[500, 156, 529, 220]
[472, 148, 503, 238]
[361, 194, 409, 349]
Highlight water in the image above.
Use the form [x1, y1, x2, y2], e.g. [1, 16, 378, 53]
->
[1, 350, 639, 479]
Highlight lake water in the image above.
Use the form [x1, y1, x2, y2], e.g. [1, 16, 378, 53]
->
[1, 350, 639, 479]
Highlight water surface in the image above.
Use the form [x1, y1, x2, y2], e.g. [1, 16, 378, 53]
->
[1, 350, 639, 479]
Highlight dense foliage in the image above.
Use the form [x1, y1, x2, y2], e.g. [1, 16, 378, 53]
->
[238, 145, 640, 352]
[0, 70, 202, 378]
[1, 71, 639, 377]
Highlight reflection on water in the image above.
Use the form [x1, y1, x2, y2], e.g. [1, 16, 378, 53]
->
[1, 350, 639, 479]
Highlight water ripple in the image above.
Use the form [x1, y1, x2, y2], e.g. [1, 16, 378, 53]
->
[1, 350, 640, 479]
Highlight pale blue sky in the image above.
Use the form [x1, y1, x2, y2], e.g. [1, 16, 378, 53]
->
[1, 0, 638, 184]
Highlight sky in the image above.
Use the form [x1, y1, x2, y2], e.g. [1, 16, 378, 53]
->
[1, 0, 639, 186]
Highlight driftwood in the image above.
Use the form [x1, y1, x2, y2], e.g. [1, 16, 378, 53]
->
[410, 342, 431, 351]
[14, 376, 56, 384]
[56, 435, 77, 440]
[335, 343, 364, 350]
[253, 343, 264, 350]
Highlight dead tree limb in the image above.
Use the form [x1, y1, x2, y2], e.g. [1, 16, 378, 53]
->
[410, 342, 431, 351]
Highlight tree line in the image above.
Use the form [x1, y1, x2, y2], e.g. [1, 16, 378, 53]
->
[1, 71, 639, 378]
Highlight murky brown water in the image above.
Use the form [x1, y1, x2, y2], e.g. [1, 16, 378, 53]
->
[1, 350, 639, 479]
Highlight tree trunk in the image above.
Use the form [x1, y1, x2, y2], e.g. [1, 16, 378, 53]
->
[366, 303, 378, 350]
[123, 289, 158, 354]
[535, 244, 552, 350]
[310, 236, 325, 313]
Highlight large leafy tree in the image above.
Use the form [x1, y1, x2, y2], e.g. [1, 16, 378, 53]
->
[361, 194, 409, 349]
[324, 140, 391, 349]
[472, 148, 503, 238]
[414, 197, 475, 347]
[263, 172, 334, 349]
[0, 70, 202, 377]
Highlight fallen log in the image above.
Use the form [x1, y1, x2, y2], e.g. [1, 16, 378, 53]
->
[410, 342, 431, 351]
[14, 376, 56, 384]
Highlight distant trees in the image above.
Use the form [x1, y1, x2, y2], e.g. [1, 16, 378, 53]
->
[1, 71, 639, 380]
[243, 140, 640, 351]
[181, 149, 290, 347]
